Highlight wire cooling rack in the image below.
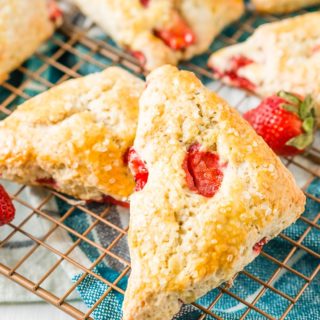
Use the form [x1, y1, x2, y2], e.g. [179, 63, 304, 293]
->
[0, 3, 319, 320]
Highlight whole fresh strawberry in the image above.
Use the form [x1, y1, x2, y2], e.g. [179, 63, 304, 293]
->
[0, 184, 15, 226]
[243, 92, 316, 156]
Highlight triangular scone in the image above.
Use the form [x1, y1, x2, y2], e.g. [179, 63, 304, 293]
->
[208, 12, 320, 123]
[251, 0, 320, 13]
[123, 66, 305, 320]
[71, 0, 244, 71]
[0, 67, 144, 202]
[0, 0, 61, 84]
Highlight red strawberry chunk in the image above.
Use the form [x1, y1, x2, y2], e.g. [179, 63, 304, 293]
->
[86, 196, 129, 208]
[154, 11, 196, 51]
[312, 44, 320, 54]
[253, 237, 268, 254]
[211, 55, 255, 92]
[230, 55, 253, 69]
[130, 50, 147, 66]
[36, 177, 57, 186]
[140, 0, 150, 7]
[0, 185, 15, 226]
[243, 95, 303, 156]
[102, 195, 130, 208]
[183, 144, 225, 198]
[48, 0, 63, 23]
[128, 148, 149, 191]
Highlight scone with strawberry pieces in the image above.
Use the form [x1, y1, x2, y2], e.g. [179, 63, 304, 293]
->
[0, 67, 144, 203]
[0, 0, 62, 84]
[72, 0, 244, 70]
[123, 65, 305, 320]
[208, 12, 320, 123]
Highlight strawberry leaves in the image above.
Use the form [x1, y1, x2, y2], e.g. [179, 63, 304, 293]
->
[278, 90, 302, 105]
[299, 95, 315, 118]
[286, 133, 314, 150]
[302, 117, 315, 133]
[276, 92, 316, 151]
[282, 103, 299, 115]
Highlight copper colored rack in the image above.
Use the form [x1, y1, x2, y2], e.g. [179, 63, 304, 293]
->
[0, 5, 319, 320]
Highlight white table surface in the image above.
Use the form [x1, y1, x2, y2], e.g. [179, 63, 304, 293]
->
[0, 277, 84, 320]
[0, 303, 74, 320]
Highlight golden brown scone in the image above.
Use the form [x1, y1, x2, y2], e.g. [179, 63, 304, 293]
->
[71, 0, 244, 71]
[208, 12, 320, 124]
[0, 67, 144, 202]
[0, 0, 62, 84]
[251, 0, 320, 13]
[123, 66, 305, 320]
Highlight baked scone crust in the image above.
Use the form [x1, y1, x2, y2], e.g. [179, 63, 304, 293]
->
[71, 0, 244, 70]
[208, 12, 320, 123]
[0, 67, 145, 201]
[123, 66, 305, 320]
[0, 0, 58, 84]
[252, 0, 320, 13]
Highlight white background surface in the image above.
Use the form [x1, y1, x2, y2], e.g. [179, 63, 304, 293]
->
[0, 303, 73, 320]
[0, 277, 84, 320]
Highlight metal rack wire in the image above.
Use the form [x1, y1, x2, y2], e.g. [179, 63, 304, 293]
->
[0, 4, 319, 320]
